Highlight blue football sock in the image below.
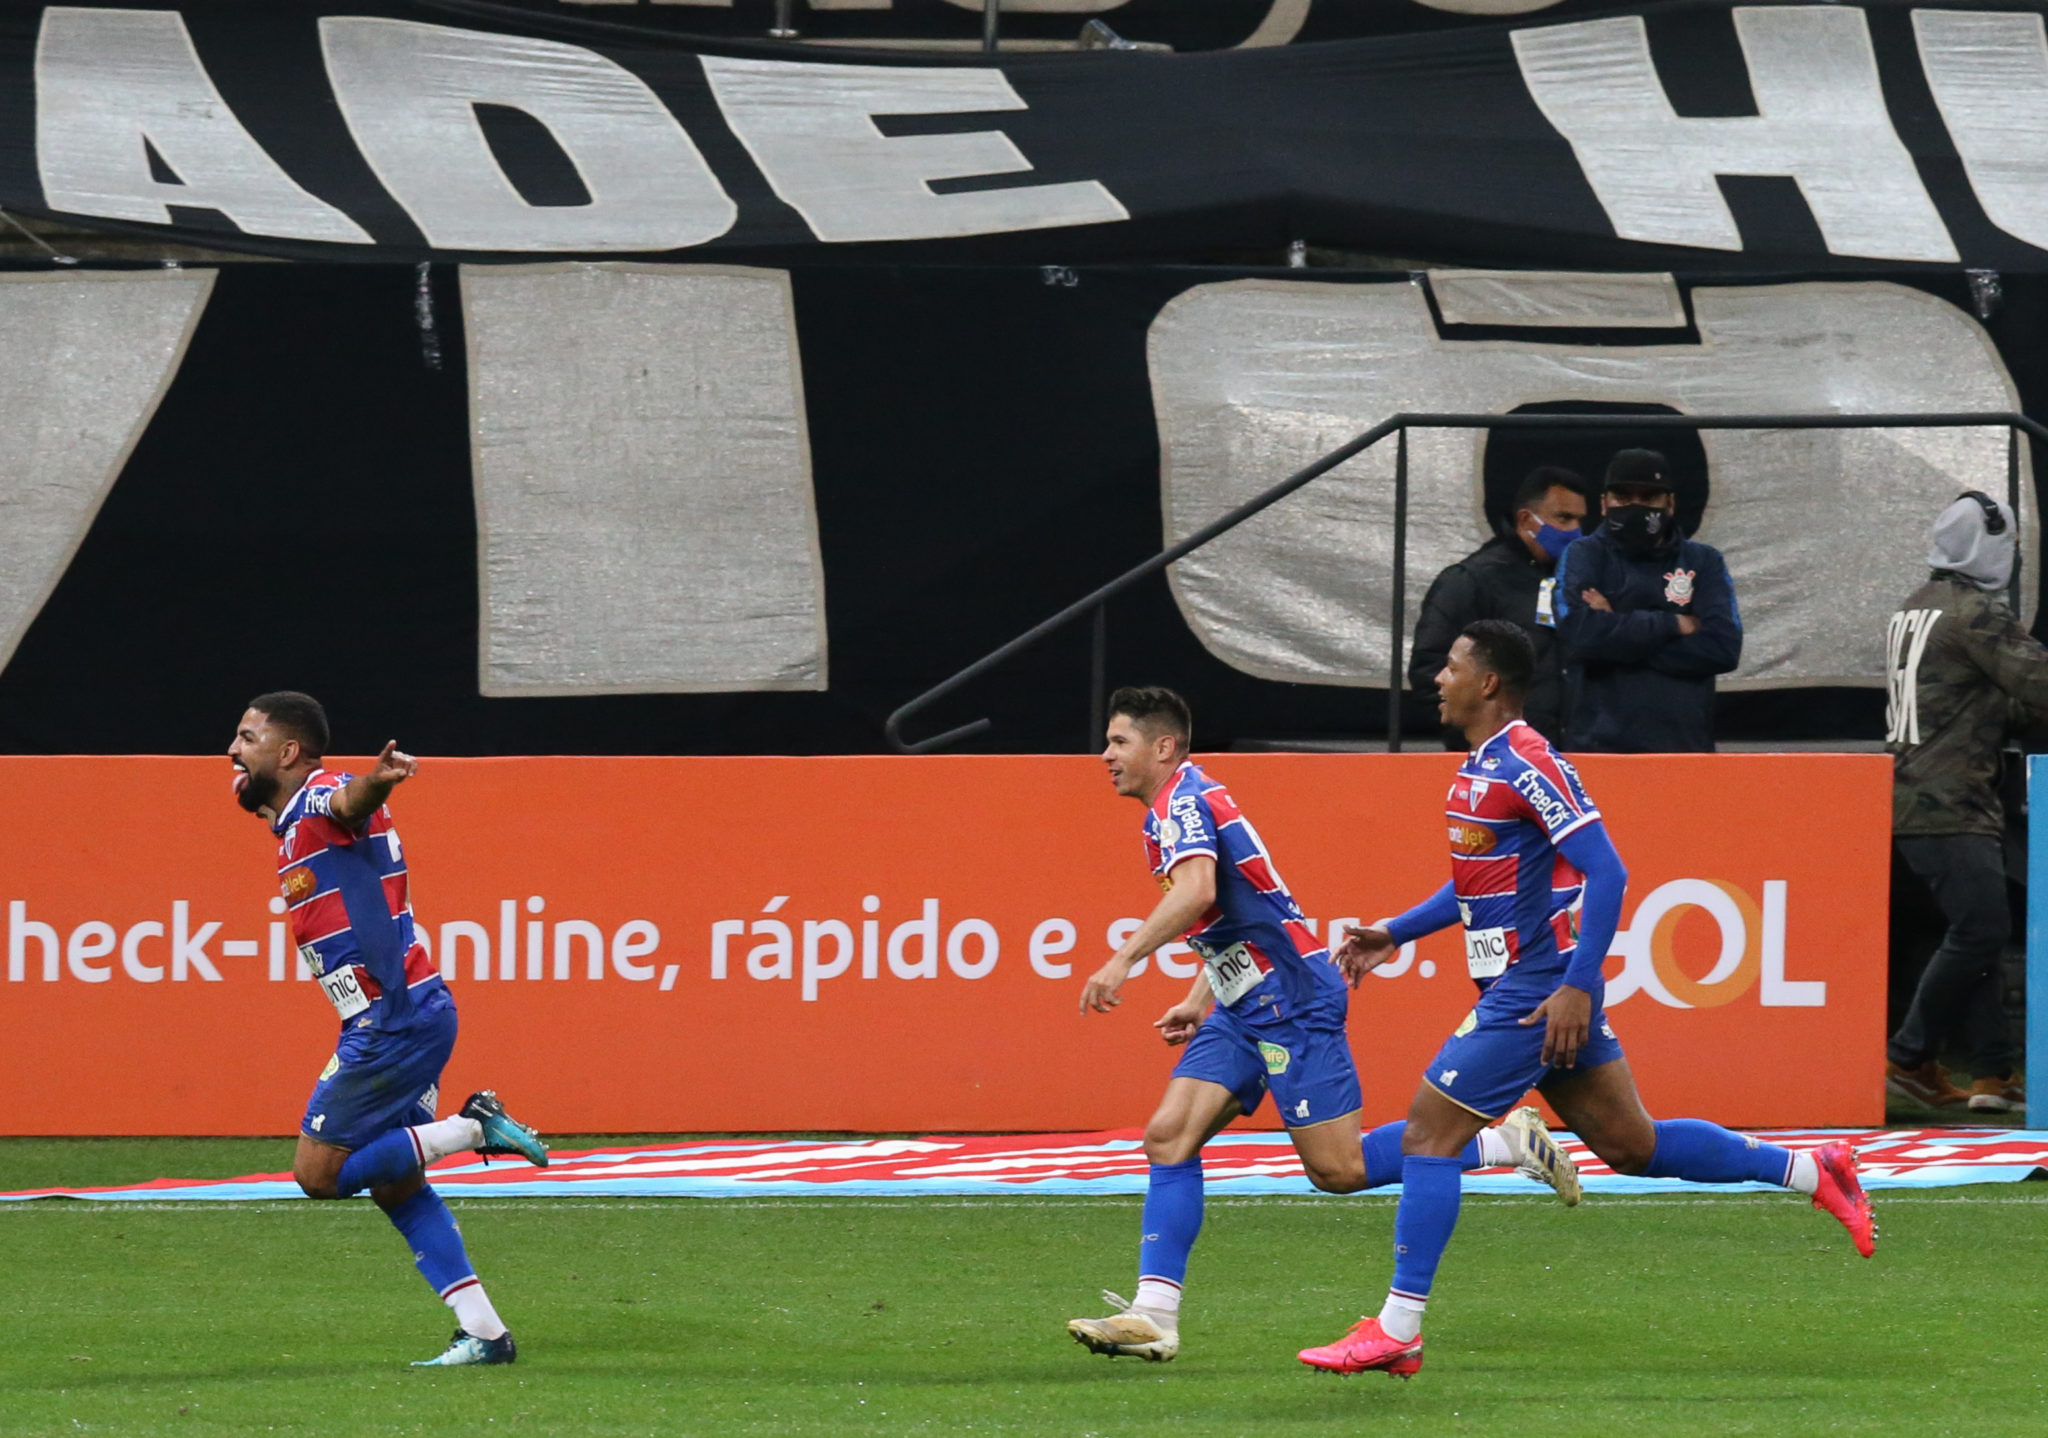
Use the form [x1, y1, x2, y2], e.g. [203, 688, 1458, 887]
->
[1137, 1158, 1204, 1289]
[1389, 1155, 1465, 1301]
[336, 1128, 422, 1198]
[1642, 1118, 1793, 1186]
[1362, 1123, 1488, 1188]
[385, 1184, 478, 1298]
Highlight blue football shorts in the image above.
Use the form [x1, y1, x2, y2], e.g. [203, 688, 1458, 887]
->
[1421, 978, 1625, 1121]
[301, 985, 459, 1151]
[1172, 993, 1362, 1128]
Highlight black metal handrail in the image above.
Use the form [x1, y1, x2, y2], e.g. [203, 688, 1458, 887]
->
[884, 410, 2045, 755]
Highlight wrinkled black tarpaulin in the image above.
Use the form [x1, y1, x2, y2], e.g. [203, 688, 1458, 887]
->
[12, 0, 2048, 269]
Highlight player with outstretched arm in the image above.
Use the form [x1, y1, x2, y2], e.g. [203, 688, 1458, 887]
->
[1296, 622, 1876, 1380]
[1064, 686, 1578, 1364]
[228, 691, 550, 1367]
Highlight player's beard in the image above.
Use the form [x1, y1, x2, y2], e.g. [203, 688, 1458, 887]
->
[235, 767, 280, 814]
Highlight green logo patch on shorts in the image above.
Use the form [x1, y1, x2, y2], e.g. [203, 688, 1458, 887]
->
[1454, 1009, 1478, 1038]
[1258, 1041, 1291, 1075]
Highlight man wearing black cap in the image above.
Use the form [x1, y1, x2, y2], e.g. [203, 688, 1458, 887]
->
[1554, 449, 1742, 753]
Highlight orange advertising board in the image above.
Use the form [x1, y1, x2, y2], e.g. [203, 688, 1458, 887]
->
[0, 753, 1888, 1135]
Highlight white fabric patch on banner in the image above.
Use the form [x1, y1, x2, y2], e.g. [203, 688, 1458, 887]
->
[1512, 9, 1956, 262]
[1149, 277, 2030, 691]
[700, 55, 1127, 242]
[1430, 270, 1684, 328]
[320, 18, 735, 251]
[0, 269, 216, 676]
[464, 264, 826, 695]
[1915, 10, 2048, 254]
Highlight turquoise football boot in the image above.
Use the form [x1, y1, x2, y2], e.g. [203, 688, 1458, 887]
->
[412, 1327, 517, 1367]
[459, 1090, 549, 1168]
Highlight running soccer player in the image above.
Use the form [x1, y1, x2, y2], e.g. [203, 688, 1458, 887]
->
[1297, 622, 1875, 1380]
[228, 691, 550, 1368]
[1065, 686, 1576, 1364]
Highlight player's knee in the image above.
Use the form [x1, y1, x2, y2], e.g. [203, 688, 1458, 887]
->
[293, 1169, 341, 1200]
[1142, 1113, 1200, 1165]
[1301, 1158, 1366, 1194]
[1599, 1136, 1655, 1176]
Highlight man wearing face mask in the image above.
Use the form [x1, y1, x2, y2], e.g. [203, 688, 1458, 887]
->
[1409, 466, 1589, 746]
[1885, 492, 2047, 1114]
[1554, 449, 1742, 753]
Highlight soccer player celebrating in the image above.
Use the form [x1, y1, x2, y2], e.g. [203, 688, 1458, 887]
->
[1065, 687, 1575, 1364]
[228, 691, 550, 1367]
[1297, 623, 1875, 1380]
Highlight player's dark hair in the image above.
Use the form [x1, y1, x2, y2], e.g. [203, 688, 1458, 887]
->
[1107, 685, 1192, 754]
[1513, 465, 1588, 517]
[246, 691, 329, 759]
[1459, 621, 1535, 698]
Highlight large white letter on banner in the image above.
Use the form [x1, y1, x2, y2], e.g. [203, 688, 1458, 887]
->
[319, 18, 735, 251]
[700, 56, 1127, 242]
[1512, 8, 1955, 261]
[1915, 10, 2048, 253]
[34, 8, 370, 242]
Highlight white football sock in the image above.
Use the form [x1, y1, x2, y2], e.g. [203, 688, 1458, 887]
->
[1378, 1292, 1426, 1343]
[447, 1281, 508, 1341]
[1786, 1150, 1820, 1195]
[1477, 1127, 1515, 1167]
[408, 1115, 484, 1165]
[1133, 1277, 1182, 1316]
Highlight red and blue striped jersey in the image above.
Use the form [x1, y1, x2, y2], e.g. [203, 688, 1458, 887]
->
[1447, 720, 1601, 994]
[1143, 761, 1344, 1015]
[273, 770, 441, 1030]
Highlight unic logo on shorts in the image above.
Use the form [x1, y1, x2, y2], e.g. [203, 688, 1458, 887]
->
[1258, 1041, 1290, 1075]
[1606, 879, 1826, 1010]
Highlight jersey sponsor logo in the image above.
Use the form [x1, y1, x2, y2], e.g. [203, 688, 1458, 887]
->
[317, 963, 372, 1020]
[1449, 822, 1496, 855]
[1258, 1040, 1290, 1075]
[1512, 767, 1572, 830]
[1168, 790, 1211, 847]
[1464, 925, 1511, 979]
[1203, 941, 1263, 1006]
[1663, 567, 1696, 606]
[282, 867, 317, 902]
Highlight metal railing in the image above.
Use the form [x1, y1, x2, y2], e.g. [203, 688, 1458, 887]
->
[884, 411, 2044, 755]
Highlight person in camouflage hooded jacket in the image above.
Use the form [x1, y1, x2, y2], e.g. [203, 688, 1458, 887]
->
[1884, 492, 2048, 1112]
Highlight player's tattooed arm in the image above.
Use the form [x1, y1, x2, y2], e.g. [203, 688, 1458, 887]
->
[1080, 855, 1217, 1015]
[328, 740, 418, 829]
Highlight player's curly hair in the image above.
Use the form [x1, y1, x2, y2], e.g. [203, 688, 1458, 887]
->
[247, 690, 330, 759]
[1107, 685, 1192, 754]
[1459, 620, 1535, 697]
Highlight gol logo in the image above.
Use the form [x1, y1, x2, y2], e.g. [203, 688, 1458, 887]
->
[1604, 879, 1826, 1010]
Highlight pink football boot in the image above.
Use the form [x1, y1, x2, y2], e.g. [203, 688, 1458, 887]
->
[1297, 1317, 1424, 1378]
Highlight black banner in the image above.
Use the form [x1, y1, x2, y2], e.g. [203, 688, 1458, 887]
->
[12, 1, 2048, 269]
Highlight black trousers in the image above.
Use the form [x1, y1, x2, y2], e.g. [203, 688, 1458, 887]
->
[1889, 834, 2016, 1080]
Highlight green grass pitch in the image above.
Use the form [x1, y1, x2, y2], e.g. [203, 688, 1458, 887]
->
[3, 1138, 2045, 1436]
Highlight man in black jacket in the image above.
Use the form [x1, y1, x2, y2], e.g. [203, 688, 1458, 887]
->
[1409, 466, 1589, 746]
[1555, 449, 1742, 753]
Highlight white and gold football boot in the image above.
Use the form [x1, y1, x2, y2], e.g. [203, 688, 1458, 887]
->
[1066, 1291, 1179, 1361]
[1500, 1105, 1582, 1206]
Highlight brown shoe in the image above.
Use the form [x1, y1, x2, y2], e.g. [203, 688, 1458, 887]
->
[1886, 1060, 1970, 1107]
[1968, 1077, 2025, 1114]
